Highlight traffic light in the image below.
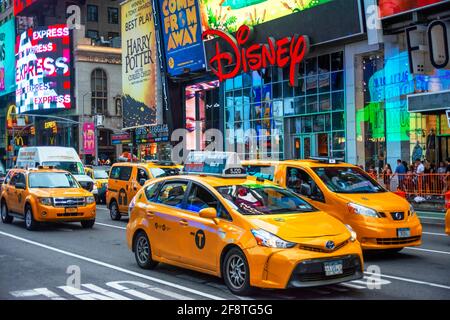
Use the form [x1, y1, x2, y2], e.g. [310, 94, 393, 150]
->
[52, 125, 58, 134]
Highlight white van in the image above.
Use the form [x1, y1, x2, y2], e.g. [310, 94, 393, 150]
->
[16, 147, 96, 193]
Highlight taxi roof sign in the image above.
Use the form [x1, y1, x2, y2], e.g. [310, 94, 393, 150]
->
[184, 151, 247, 178]
[308, 156, 344, 164]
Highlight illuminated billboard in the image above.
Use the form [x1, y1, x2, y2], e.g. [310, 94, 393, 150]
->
[201, 0, 334, 32]
[15, 24, 72, 113]
[14, 0, 37, 16]
[0, 19, 15, 96]
[379, 0, 449, 18]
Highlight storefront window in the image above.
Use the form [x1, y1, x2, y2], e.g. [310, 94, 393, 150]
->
[224, 51, 345, 160]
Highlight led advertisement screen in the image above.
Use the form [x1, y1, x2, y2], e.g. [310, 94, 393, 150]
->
[14, 0, 37, 16]
[0, 19, 16, 96]
[15, 24, 72, 113]
[378, 0, 449, 18]
[158, 0, 206, 76]
[121, 0, 157, 129]
[201, 0, 334, 33]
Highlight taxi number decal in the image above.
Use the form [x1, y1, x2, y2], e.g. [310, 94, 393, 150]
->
[118, 189, 127, 206]
[194, 230, 206, 250]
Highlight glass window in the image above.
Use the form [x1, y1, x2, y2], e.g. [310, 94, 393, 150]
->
[150, 167, 180, 178]
[332, 91, 344, 111]
[332, 112, 345, 131]
[286, 167, 324, 201]
[305, 57, 317, 75]
[319, 93, 331, 112]
[155, 182, 188, 207]
[331, 71, 344, 91]
[118, 167, 132, 181]
[86, 29, 99, 39]
[333, 132, 346, 151]
[145, 183, 160, 201]
[306, 96, 317, 114]
[87, 5, 98, 22]
[137, 168, 149, 185]
[110, 166, 120, 179]
[244, 165, 276, 181]
[306, 76, 317, 95]
[331, 52, 344, 71]
[318, 54, 330, 73]
[186, 184, 218, 213]
[29, 173, 78, 189]
[91, 69, 107, 114]
[318, 73, 330, 93]
[294, 96, 305, 115]
[108, 7, 119, 24]
[94, 170, 109, 179]
[42, 161, 84, 175]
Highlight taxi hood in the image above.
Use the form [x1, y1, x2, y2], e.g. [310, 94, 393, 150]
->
[31, 188, 91, 198]
[335, 191, 410, 212]
[246, 211, 350, 244]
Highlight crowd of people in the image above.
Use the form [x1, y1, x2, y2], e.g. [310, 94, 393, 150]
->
[366, 158, 450, 194]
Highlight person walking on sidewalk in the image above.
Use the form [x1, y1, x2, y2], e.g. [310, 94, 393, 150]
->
[393, 159, 406, 190]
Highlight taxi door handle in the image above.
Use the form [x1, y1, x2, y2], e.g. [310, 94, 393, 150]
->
[179, 219, 189, 226]
[145, 210, 155, 218]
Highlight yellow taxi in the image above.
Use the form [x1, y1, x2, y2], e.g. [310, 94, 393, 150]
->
[126, 152, 363, 295]
[0, 166, 96, 231]
[85, 166, 109, 204]
[107, 161, 181, 220]
[445, 209, 450, 235]
[242, 158, 422, 252]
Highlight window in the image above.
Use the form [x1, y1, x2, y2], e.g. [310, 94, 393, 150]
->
[108, 32, 119, 40]
[137, 168, 149, 186]
[155, 182, 188, 207]
[110, 166, 132, 181]
[286, 167, 324, 202]
[186, 184, 218, 213]
[3, 171, 14, 185]
[91, 69, 108, 114]
[145, 183, 160, 201]
[244, 165, 275, 181]
[86, 29, 99, 39]
[10, 173, 26, 187]
[108, 7, 119, 24]
[87, 5, 98, 22]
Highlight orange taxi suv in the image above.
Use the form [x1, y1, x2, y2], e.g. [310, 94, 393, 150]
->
[242, 158, 423, 252]
[126, 152, 363, 295]
[0, 167, 96, 230]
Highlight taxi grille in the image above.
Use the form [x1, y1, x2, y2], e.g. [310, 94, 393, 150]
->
[376, 236, 421, 245]
[299, 240, 349, 253]
[57, 212, 84, 217]
[53, 197, 86, 207]
[290, 255, 361, 283]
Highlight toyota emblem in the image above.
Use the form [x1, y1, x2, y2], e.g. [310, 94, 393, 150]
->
[325, 241, 335, 250]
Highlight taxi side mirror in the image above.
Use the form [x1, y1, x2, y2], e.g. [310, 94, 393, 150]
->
[199, 207, 217, 220]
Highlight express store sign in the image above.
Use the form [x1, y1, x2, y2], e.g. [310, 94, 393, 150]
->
[15, 25, 72, 113]
[202, 25, 310, 87]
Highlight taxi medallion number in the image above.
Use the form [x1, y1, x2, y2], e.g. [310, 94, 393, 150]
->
[324, 260, 343, 276]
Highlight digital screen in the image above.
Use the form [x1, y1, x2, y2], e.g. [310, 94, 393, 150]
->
[15, 24, 72, 113]
[0, 19, 15, 96]
[378, 0, 449, 18]
[202, 0, 333, 33]
[14, 0, 37, 16]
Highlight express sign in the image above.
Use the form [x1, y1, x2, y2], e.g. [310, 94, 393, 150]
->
[202, 25, 310, 87]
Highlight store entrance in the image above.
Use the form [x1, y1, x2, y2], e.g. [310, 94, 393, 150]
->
[292, 134, 329, 159]
[438, 136, 450, 163]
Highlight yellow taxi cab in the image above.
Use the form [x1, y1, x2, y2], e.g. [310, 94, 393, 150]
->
[126, 152, 363, 295]
[85, 166, 109, 204]
[445, 209, 450, 235]
[242, 158, 422, 252]
[0, 166, 96, 231]
[107, 161, 181, 220]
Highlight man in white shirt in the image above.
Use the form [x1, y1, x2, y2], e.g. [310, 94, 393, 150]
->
[415, 159, 425, 174]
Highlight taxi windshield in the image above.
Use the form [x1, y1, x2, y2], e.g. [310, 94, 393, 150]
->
[29, 173, 79, 189]
[94, 170, 109, 179]
[150, 167, 180, 178]
[42, 161, 84, 175]
[216, 185, 316, 215]
[312, 167, 386, 194]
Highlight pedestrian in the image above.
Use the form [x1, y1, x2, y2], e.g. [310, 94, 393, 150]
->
[368, 165, 377, 180]
[382, 164, 392, 191]
[415, 159, 425, 195]
[393, 159, 406, 191]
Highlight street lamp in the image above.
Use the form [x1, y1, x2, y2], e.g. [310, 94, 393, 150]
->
[81, 91, 92, 163]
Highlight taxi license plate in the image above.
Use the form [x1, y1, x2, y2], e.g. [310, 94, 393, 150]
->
[324, 260, 343, 276]
[397, 228, 410, 238]
[65, 207, 78, 214]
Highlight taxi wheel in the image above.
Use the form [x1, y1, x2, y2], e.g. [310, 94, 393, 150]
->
[24, 206, 39, 231]
[223, 248, 253, 296]
[1, 202, 13, 224]
[81, 219, 95, 229]
[110, 201, 121, 221]
[134, 231, 158, 269]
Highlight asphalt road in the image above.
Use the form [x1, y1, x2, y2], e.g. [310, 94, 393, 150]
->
[0, 205, 449, 300]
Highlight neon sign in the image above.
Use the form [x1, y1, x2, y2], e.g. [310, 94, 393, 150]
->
[202, 25, 310, 87]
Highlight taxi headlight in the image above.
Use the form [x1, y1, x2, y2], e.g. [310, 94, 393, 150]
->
[345, 224, 357, 242]
[86, 196, 95, 204]
[39, 197, 53, 206]
[251, 229, 296, 249]
[409, 204, 416, 217]
[348, 203, 380, 218]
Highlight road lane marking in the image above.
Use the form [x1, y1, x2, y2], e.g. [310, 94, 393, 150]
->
[95, 222, 126, 230]
[0, 230, 225, 300]
[404, 247, 450, 255]
[10, 288, 66, 300]
[106, 281, 193, 300]
[340, 283, 366, 289]
[422, 231, 448, 237]
[364, 272, 450, 290]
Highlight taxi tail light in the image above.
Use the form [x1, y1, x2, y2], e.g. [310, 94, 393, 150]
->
[445, 192, 450, 209]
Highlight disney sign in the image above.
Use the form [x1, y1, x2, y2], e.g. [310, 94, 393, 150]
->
[202, 25, 310, 87]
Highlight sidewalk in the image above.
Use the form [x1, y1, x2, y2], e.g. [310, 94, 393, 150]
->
[417, 211, 446, 225]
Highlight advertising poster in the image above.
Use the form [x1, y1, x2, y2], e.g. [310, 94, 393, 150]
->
[14, 0, 37, 16]
[378, 0, 448, 18]
[15, 24, 72, 113]
[121, 0, 157, 129]
[158, 0, 206, 76]
[0, 18, 15, 96]
[83, 122, 95, 155]
[201, 0, 333, 32]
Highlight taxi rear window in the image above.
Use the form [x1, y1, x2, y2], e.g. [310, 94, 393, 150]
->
[244, 165, 275, 181]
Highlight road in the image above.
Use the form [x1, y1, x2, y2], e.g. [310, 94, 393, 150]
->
[0, 205, 449, 300]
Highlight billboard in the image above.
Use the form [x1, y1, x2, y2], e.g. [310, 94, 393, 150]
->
[14, 0, 37, 16]
[379, 0, 449, 18]
[15, 24, 72, 113]
[121, 0, 157, 129]
[158, 0, 206, 76]
[0, 19, 15, 96]
[201, 0, 334, 33]
[83, 123, 95, 155]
